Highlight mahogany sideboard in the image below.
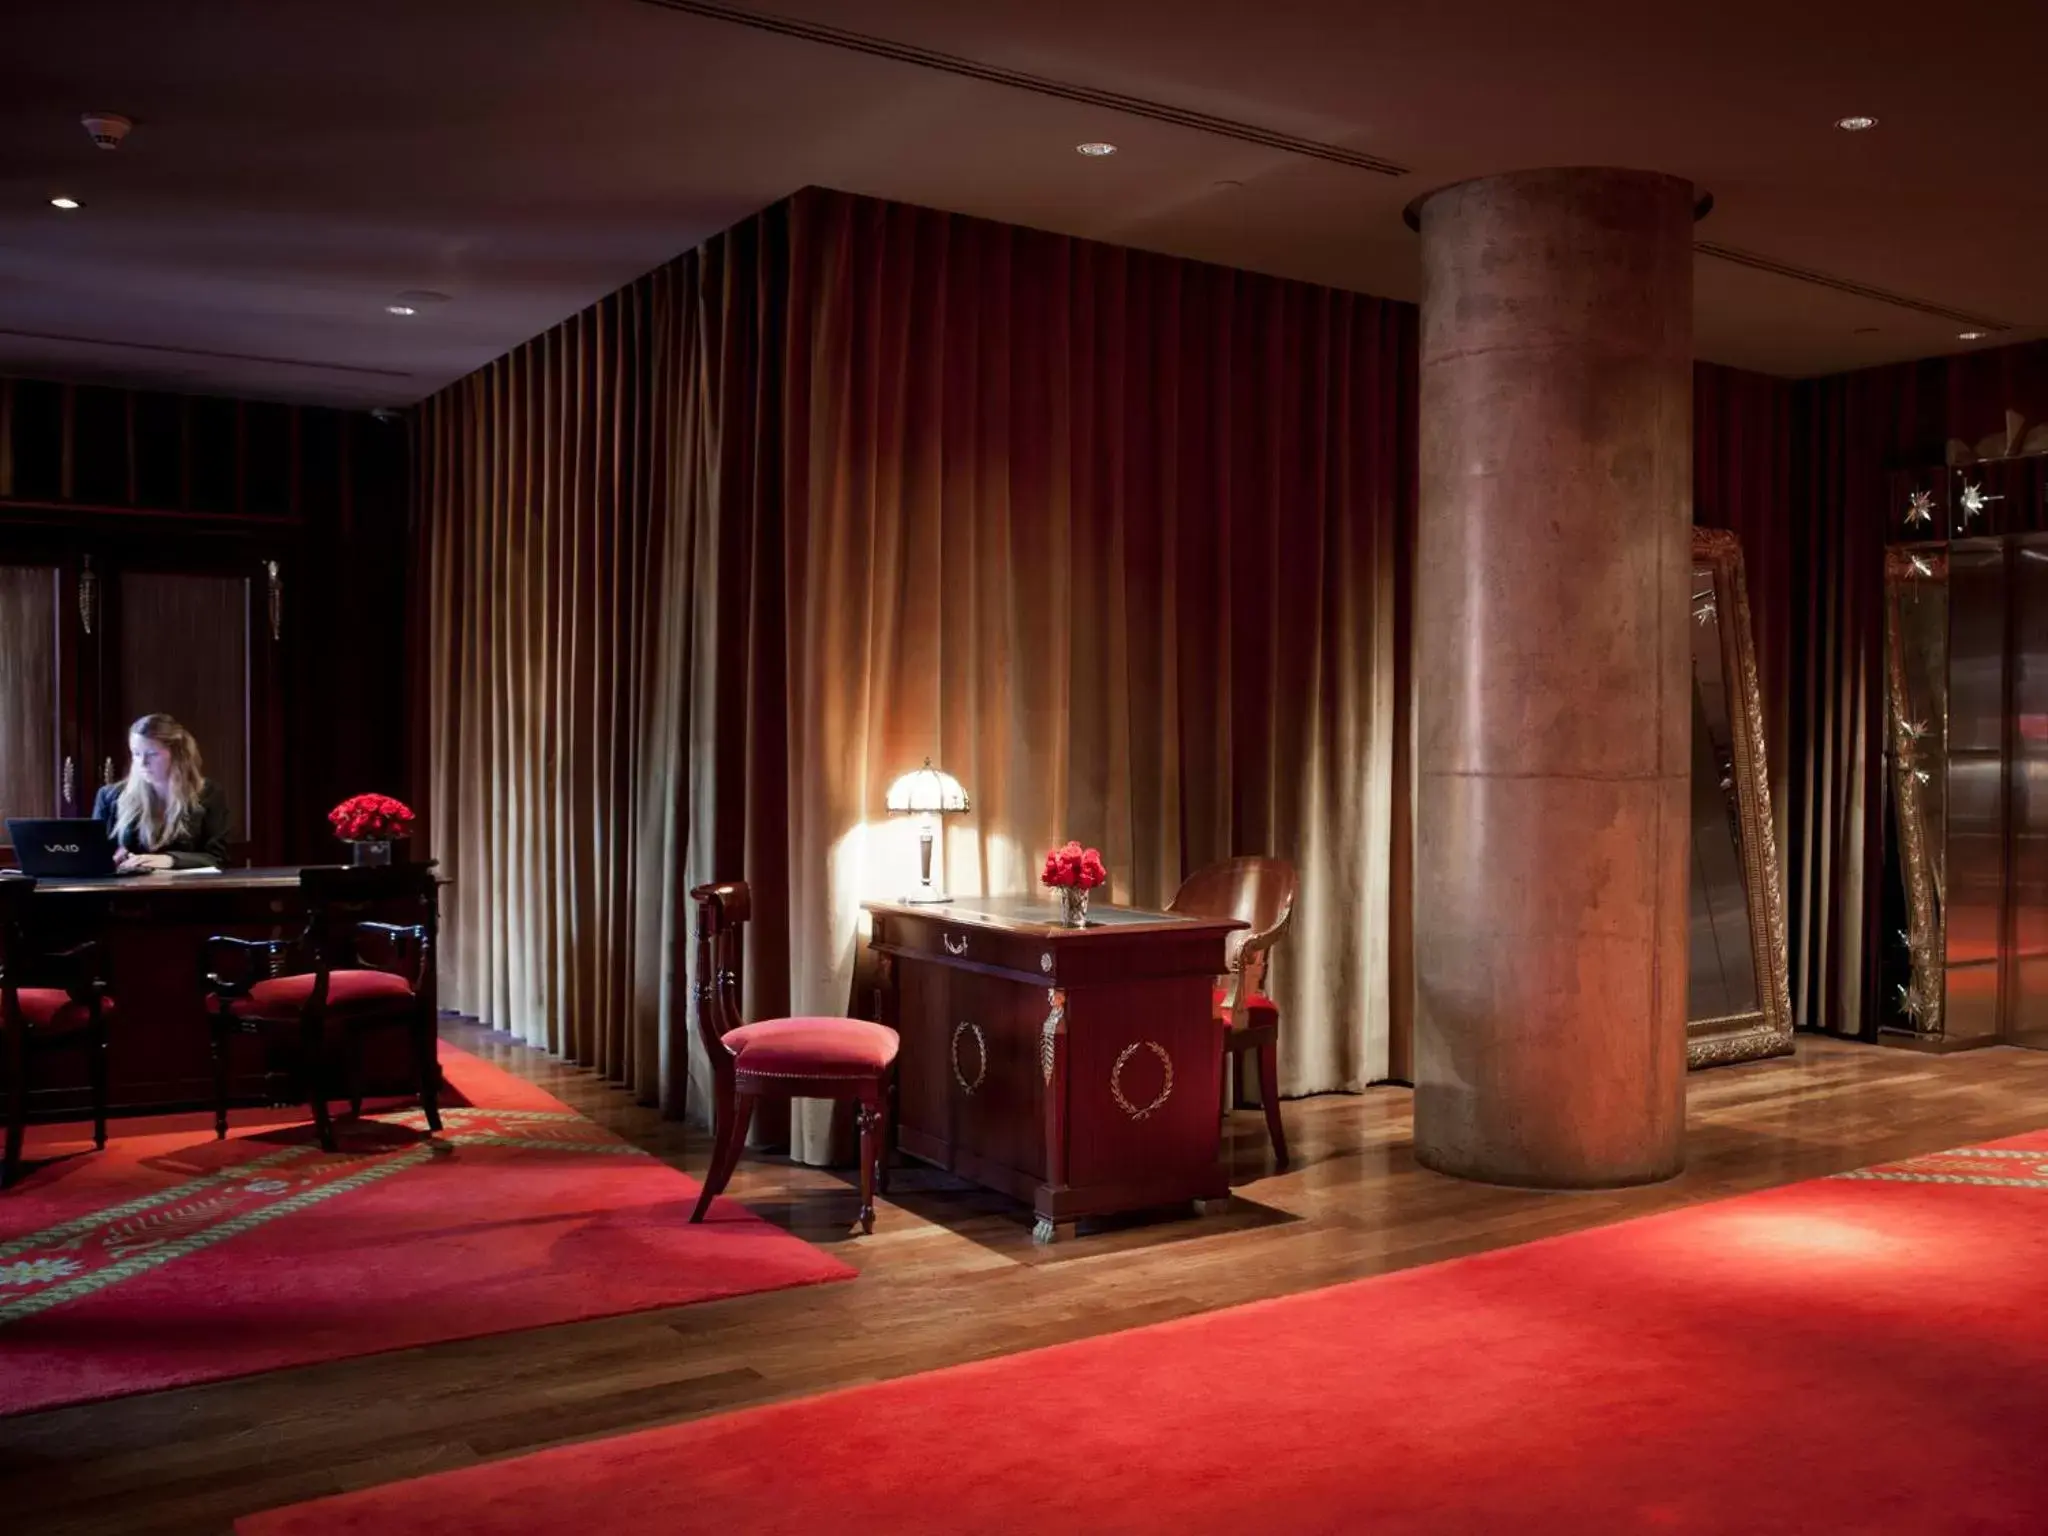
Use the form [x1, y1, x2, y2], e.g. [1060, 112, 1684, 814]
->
[13, 867, 433, 1119]
[865, 896, 1244, 1242]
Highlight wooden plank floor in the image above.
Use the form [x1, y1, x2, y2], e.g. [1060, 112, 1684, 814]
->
[9, 1027, 2048, 1535]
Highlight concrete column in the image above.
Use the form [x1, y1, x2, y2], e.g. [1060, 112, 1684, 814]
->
[1412, 168, 1694, 1188]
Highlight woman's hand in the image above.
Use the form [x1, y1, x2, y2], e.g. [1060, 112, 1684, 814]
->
[113, 850, 173, 874]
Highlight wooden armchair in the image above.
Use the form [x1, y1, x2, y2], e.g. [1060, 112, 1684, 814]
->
[2, 876, 113, 1188]
[201, 864, 441, 1152]
[1167, 856, 1299, 1168]
[689, 881, 899, 1234]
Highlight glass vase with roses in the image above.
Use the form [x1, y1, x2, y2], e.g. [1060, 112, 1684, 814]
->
[328, 793, 416, 867]
[1041, 840, 1107, 927]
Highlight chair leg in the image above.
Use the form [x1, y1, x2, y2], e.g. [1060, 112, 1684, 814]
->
[211, 1017, 232, 1140]
[855, 1094, 882, 1236]
[4, 1029, 26, 1190]
[876, 1069, 897, 1196]
[303, 1017, 336, 1153]
[1256, 1035, 1288, 1170]
[414, 1011, 442, 1133]
[690, 1079, 734, 1225]
[690, 1086, 755, 1223]
[90, 1015, 110, 1152]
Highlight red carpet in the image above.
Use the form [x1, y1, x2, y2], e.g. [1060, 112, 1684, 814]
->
[242, 1131, 2048, 1534]
[0, 1045, 850, 1417]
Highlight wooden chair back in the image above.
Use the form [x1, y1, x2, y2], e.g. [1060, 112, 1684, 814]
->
[295, 863, 438, 1003]
[1166, 856, 1298, 992]
[689, 881, 751, 1061]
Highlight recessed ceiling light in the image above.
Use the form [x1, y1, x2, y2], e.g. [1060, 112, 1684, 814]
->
[1076, 141, 1117, 157]
[1958, 330, 1987, 341]
[1834, 115, 1878, 132]
[385, 290, 449, 318]
[49, 196, 80, 210]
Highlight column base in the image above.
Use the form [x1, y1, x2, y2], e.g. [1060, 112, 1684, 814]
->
[1414, 1140, 1684, 1192]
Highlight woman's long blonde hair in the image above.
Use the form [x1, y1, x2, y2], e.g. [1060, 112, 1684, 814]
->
[114, 714, 206, 851]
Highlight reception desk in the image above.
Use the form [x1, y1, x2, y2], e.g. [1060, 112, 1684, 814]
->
[14, 867, 434, 1120]
[865, 896, 1243, 1241]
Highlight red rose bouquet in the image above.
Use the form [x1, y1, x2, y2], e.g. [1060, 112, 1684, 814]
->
[1041, 840, 1107, 890]
[328, 793, 416, 843]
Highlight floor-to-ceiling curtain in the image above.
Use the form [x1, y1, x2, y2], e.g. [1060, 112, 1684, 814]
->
[1782, 373, 1889, 1037]
[417, 188, 1416, 1155]
[417, 272, 686, 1094]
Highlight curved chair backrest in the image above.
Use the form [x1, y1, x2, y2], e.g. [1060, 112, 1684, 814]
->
[298, 862, 438, 964]
[689, 881, 752, 1057]
[1166, 856, 1298, 979]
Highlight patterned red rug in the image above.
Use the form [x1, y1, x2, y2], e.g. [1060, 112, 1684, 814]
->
[240, 1130, 2048, 1534]
[0, 1044, 850, 1417]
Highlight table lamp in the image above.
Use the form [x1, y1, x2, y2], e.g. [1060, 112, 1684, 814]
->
[885, 758, 970, 903]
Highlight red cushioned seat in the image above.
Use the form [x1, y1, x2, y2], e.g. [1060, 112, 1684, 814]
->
[212, 968, 416, 1021]
[721, 1017, 900, 1078]
[11, 988, 109, 1033]
[1212, 985, 1279, 1026]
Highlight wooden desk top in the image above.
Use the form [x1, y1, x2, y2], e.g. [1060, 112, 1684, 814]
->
[5, 865, 431, 896]
[864, 894, 1244, 939]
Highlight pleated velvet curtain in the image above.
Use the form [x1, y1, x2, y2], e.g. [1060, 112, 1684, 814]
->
[418, 274, 688, 1094]
[417, 188, 1416, 1155]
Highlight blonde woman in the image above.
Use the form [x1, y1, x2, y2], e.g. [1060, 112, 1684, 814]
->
[91, 713, 231, 872]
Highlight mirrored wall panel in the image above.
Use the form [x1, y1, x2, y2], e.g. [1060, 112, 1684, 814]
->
[1882, 546, 1949, 1037]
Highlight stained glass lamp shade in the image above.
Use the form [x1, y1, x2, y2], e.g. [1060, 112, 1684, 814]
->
[885, 758, 970, 903]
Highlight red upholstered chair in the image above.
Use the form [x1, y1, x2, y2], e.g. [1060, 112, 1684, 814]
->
[1167, 856, 1299, 1169]
[202, 864, 441, 1152]
[1, 875, 113, 1188]
[689, 881, 898, 1234]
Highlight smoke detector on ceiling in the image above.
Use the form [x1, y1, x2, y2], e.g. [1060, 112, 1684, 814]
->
[81, 112, 134, 150]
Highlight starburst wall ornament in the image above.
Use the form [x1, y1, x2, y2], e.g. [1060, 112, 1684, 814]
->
[1959, 480, 2003, 527]
[1906, 488, 1936, 527]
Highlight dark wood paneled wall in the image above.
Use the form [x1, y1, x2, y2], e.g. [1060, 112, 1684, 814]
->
[0, 375, 411, 863]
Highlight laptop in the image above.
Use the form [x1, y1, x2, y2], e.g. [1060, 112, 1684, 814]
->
[6, 818, 119, 878]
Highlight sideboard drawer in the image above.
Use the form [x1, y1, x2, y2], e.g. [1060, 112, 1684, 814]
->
[871, 909, 1056, 981]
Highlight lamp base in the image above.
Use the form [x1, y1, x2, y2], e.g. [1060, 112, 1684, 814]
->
[904, 819, 950, 904]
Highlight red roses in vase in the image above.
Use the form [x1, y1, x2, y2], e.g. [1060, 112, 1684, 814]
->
[1042, 840, 1106, 927]
[1041, 841, 1107, 890]
[329, 794, 415, 866]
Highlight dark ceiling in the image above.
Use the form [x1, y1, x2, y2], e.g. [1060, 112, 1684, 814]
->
[3, 0, 2042, 407]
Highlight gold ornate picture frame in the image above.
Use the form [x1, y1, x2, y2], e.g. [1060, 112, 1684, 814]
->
[1687, 528, 1795, 1068]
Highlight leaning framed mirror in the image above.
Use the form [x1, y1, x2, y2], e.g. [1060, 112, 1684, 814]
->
[1686, 528, 1794, 1067]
